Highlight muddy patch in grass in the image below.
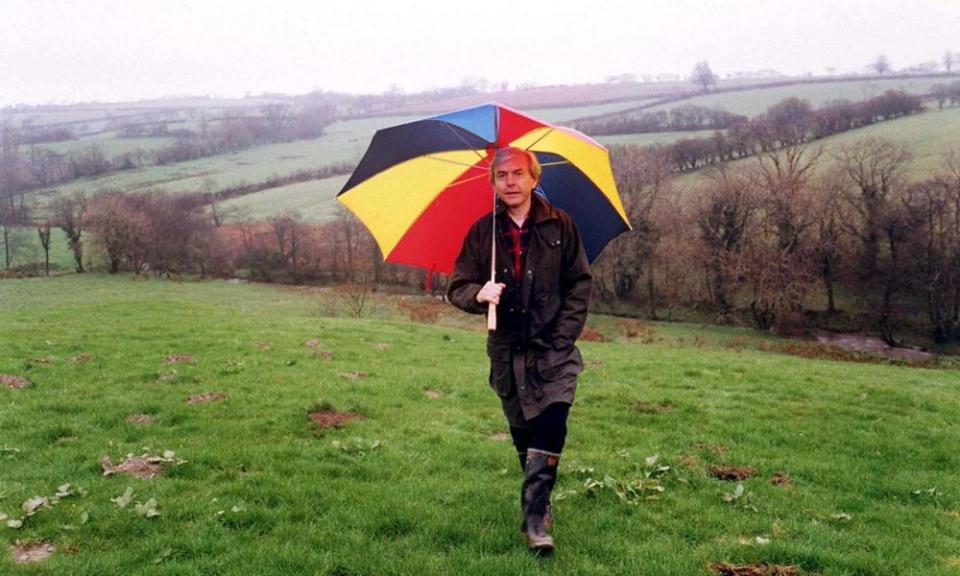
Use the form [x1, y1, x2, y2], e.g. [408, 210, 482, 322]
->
[771, 471, 792, 486]
[710, 465, 758, 481]
[425, 389, 443, 399]
[709, 562, 798, 575]
[632, 401, 673, 413]
[1, 374, 29, 389]
[11, 541, 55, 564]
[186, 392, 226, 404]
[163, 354, 195, 365]
[305, 339, 323, 349]
[314, 350, 334, 360]
[126, 414, 157, 425]
[308, 411, 364, 429]
[71, 354, 93, 363]
[101, 455, 162, 479]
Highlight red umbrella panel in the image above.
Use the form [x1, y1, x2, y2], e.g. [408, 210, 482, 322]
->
[336, 103, 630, 276]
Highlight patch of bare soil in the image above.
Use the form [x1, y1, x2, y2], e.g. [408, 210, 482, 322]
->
[339, 371, 368, 380]
[710, 465, 758, 481]
[425, 389, 443, 399]
[314, 351, 334, 359]
[163, 354, 195, 365]
[256, 342, 273, 350]
[186, 392, 226, 404]
[815, 331, 932, 362]
[308, 411, 364, 429]
[676, 454, 699, 467]
[694, 443, 729, 455]
[11, 541, 55, 564]
[709, 562, 798, 575]
[373, 342, 390, 351]
[489, 431, 510, 442]
[305, 339, 323, 349]
[125, 414, 157, 425]
[71, 354, 93, 363]
[633, 401, 672, 413]
[771, 471, 792, 487]
[1, 374, 29, 389]
[100, 455, 162, 479]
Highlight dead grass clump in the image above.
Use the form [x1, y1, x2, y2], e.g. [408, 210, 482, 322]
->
[373, 342, 390, 351]
[163, 354, 195, 365]
[633, 401, 673, 414]
[125, 414, 157, 425]
[28, 357, 52, 365]
[616, 319, 656, 343]
[314, 350, 334, 360]
[584, 359, 604, 368]
[425, 389, 443, 399]
[1, 374, 29, 389]
[579, 326, 607, 342]
[694, 443, 729, 455]
[71, 354, 93, 363]
[186, 392, 226, 404]
[308, 411, 364, 429]
[771, 471, 792, 486]
[676, 454, 699, 467]
[11, 541, 55, 564]
[256, 342, 273, 350]
[708, 562, 798, 575]
[488, 431, 510, 442]
[339, 371, 368, 380]
[100, 455, 163, 479]
[397, 300, 441, 324]
[305, 339, 323, 349]
[710, 465, 758, 481]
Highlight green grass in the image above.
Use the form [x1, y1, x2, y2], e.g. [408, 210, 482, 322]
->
[1, 274, 958, 574]
[42, 133, 178, 157]
[0, 227, 78, 273]
[219, 175, 350, 223]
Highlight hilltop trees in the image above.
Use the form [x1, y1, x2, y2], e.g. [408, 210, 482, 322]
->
[870, 54, 892, 75]
[690, 61, 718, 92]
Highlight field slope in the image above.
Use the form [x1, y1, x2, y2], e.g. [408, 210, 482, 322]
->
[1, 275, 958, 574]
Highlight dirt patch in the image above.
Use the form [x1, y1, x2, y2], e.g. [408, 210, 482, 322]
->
[584, 359, 604, 368]
[373, 342, 390, 351]
[308, 411, 364, 429]
[314, 351, 334, 360]
[814, 331, 933, 362]
[633, 401, 672, 413]
[1, 374, 29, 389]
[11, 541, 55, 564]
[694, 443, 729, 455]
[71, 354, 93, 363]
[125, 414, 157, 425]
[424, 389, 443, 399]
[339, 371, 368, 380]
[708, 562, 798, 575]
[710, 465, 758, 481]
[256, 342, 273, 350]
[100, 455, 163, 479]
[771, 471, 792, 487]
[676, 454, 699, 467]
[579, 326, 607, 342]
[305, 339, 323, 349]
[186, 392, 226, 404]
[488, 431, 510, 442]
[163, 354, 195, 365]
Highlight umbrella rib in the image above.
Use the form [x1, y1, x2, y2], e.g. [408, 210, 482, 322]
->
[522, 127, 555, 151]
[424, 154, 488, 170]
[440, 121, 487, 162]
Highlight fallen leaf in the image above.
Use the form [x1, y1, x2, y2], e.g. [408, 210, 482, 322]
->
[22, 496, 49, 516]
[112, 487, 134, 509]
[135, 498, 160, 518]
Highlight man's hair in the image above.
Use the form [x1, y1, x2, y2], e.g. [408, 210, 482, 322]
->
[488, 146, 541, 184]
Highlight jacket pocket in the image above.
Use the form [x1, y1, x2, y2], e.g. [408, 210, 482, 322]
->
[489, 361, 515, 398]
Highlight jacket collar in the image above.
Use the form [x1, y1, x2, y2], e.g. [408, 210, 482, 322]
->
[495, 192, 558, 225]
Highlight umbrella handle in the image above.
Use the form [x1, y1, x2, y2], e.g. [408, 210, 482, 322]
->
[487, 303, 497, 330]
[487, 209, 497, 331]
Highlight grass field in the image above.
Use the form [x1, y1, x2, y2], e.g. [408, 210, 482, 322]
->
[1, 274, 958, 574]
[219, 175, 350, 223]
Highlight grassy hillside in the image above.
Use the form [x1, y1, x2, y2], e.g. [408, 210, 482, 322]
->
[1, 275, 958, 574]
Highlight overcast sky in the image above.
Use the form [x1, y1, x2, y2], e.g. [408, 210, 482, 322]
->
[2, 0, 958, 106]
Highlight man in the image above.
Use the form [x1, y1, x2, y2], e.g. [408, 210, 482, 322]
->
[447, 146, 592, 552]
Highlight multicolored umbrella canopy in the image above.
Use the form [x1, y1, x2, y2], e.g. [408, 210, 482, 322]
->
[336, 103, 630, 275]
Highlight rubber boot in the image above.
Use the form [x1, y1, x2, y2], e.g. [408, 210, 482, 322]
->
[518, 451, 552, 532]
[522, 451, 559, 552]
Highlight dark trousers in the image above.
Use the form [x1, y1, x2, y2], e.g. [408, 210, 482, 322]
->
[509, 402, 570, 459]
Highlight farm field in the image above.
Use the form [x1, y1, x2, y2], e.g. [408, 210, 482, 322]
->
[1, 275, 958, 574]
[220, 175, 350, 223]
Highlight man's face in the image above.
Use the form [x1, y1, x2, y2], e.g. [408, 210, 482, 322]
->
[492, 154, 537, 211]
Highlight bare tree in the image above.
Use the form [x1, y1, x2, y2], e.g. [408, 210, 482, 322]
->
[690, 61, 718, 92]
[870, 54, 892, 75]
[36, 220, 52, 276]
[944, 50, 957, 74]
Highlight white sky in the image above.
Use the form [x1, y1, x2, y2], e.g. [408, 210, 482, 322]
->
[2, 0, 958, 106]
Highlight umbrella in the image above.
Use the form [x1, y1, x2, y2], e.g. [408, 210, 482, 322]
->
[336, 102, 630, 280]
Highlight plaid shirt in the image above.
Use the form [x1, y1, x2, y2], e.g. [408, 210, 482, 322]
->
[500, 214, 531, 284]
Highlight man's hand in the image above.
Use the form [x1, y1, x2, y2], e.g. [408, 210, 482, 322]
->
[476, 281, 506, 305]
